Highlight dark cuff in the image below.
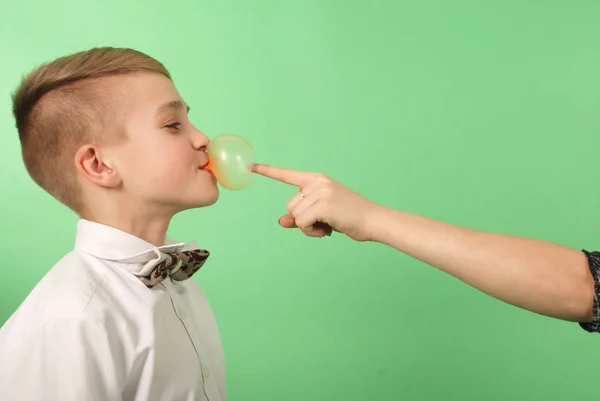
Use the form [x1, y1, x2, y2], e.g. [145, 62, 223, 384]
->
[579, 250, 600, 332]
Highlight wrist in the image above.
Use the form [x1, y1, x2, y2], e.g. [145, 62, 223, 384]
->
[363, 203, 395, 243]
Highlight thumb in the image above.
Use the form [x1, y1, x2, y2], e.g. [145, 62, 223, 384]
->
[278, 213, 297, 228]
[278, 214, 332, 237]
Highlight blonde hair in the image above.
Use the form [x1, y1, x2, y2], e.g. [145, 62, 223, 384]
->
[12, 47, 171, 212]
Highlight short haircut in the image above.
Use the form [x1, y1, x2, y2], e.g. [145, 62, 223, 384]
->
[12, 47, 171, 212]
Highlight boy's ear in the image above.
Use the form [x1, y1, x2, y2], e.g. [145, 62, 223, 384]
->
[74, 144, 122, 188]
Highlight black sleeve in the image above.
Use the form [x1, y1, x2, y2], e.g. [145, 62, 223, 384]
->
[579, 250, 600, 333]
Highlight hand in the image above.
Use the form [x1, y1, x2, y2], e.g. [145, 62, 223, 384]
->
[251, 163, 380, 241]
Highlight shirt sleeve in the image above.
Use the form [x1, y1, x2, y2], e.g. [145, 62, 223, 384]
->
[0, 318, 126, 401]
[579, 250, 600, 333]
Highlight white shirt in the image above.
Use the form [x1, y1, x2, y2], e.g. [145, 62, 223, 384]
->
[0, 219, 227, 401]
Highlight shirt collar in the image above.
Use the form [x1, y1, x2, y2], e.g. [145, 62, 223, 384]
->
[74, 219, 201, 276]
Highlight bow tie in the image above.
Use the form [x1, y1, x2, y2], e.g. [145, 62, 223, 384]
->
[139, 249, 210, 288]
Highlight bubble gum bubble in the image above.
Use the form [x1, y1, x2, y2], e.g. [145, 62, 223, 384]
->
[206, 134, 254, 190]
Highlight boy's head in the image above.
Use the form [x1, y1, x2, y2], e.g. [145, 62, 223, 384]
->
[12, 47, 218, 219]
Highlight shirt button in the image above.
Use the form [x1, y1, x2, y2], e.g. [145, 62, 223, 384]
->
[178, 308, 187, 319]
[203, 366, 211, 377]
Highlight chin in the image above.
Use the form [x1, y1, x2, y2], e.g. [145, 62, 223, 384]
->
[191, 187, 220, 208]
[202, 193, 220, 207]
[171, 178, 220, 212]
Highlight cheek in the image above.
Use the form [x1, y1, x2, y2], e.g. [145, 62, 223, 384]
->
[117, 132, 197, 186]
[154, 146, 196, 183]
[119, 146, 183, 185]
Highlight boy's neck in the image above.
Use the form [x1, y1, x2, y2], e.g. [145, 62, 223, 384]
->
[81, 210, 173, 246]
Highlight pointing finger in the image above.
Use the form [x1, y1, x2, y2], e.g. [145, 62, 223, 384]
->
[251, 163, 316, 187]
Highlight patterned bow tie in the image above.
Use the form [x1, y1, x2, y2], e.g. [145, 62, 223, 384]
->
[139, 249, 210, 288]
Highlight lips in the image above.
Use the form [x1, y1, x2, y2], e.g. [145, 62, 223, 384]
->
[200, 160, 213, 173]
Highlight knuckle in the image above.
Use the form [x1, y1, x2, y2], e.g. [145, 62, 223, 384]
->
[295, 214, 311, 229]
[315, 172, 329, 182]
[321, 185, 333, 198]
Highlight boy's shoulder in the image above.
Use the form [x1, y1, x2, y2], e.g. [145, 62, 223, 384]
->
[0, 250, 135, 397]
[0, 218, 204, 342]
[0, 251, 110, 334]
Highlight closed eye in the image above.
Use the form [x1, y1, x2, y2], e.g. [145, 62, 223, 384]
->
[165, 122, 182, 130]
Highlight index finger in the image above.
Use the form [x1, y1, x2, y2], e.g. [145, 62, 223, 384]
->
[251, 163, 316, 187]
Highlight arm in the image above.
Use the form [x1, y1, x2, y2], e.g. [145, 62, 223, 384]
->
[251, 163, 597, 327]
[367, 205, 595, 323]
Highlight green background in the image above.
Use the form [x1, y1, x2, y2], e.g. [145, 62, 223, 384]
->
[2, 1, 600, 400]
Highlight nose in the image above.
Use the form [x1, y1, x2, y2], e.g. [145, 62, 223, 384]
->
[190, 126, 210, 151]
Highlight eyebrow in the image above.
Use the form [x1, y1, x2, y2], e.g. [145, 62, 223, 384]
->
[155, 100, 190, 117]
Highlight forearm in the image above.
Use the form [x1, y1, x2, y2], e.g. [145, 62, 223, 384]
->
[368, 205, 595, 322]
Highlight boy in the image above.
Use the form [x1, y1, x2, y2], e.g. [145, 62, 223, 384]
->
[0, 47, 226, 400]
